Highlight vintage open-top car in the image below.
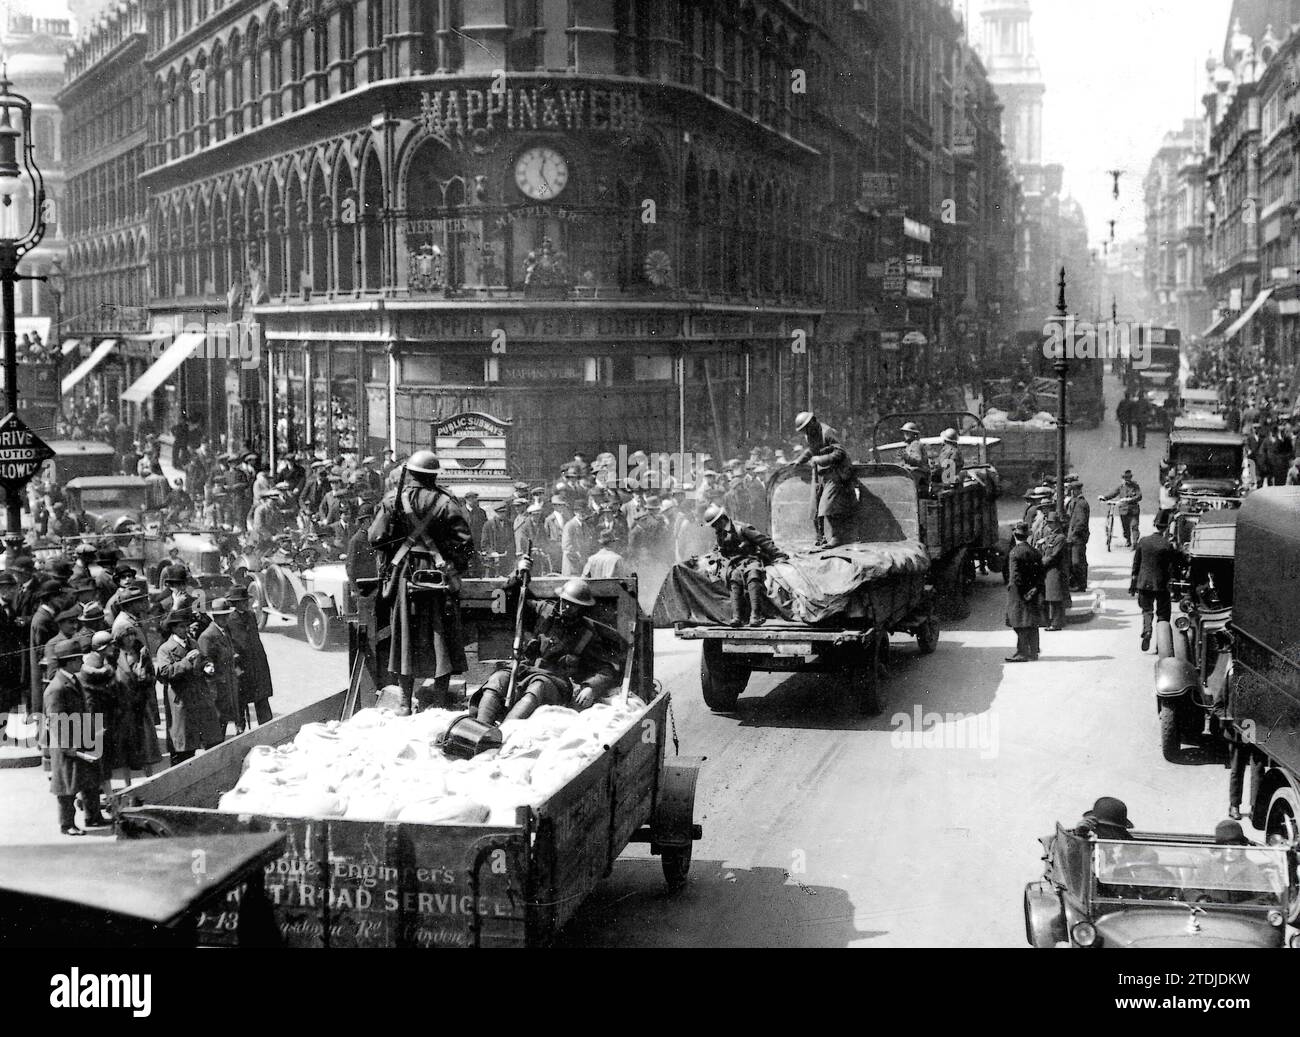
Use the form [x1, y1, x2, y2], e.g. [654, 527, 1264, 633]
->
[246, 532, 353, 651]
[1026, 824, 1295, 948]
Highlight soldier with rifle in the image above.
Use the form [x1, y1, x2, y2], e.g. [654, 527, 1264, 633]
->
[469, 558, 625, 725]
[368, 450, 475, 716]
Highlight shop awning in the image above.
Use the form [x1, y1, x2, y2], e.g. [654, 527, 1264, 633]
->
[120, 332, 205, 404]
[60, 338, 81, 357]
[1201, 313, 1230, 338]
[1222, 288, 1275, 341]
[61, 339, 118, 395]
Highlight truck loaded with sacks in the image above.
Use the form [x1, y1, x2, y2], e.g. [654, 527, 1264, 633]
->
[113, 574, 701, 948]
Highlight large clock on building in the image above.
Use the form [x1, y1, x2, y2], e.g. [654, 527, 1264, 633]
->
[514, 146, 569, 200]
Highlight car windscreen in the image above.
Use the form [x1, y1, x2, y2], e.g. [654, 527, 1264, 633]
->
[1170, 444, 1243, 479]
[1093, 841, 1288, 906]
[77, 487, 148, 509]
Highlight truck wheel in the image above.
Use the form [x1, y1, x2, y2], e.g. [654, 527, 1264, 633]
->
[662, 845, 692, 891]
[700, 643, 747, 712]
[916, 614, 941, 656]
[301, 599, 333, 652]
[1159, 698, 1182, 762]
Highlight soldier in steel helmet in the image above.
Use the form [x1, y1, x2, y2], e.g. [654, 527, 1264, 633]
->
[790, 411, 857, 547]
[368, 450, 475, 714]
[469, 561, 626, 725]
[704, 504, 789, 628]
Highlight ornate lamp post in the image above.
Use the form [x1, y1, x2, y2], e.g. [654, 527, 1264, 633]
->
[1054, 267, 1070, 521]
[0, 69, 49, 546]
[48, 256, 64, 421]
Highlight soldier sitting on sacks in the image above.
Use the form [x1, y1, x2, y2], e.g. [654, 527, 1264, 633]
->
[470, 563, 626, 725]
[703, 504, 789, 628]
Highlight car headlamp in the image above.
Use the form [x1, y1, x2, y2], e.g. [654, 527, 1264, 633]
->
[1071, 921, 1099, 948]
[1268, 910, 1284, 927]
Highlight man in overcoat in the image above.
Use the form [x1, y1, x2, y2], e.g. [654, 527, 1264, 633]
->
[1004, 522, 1045, 663]
[154, 607, 223, 765]
[224, 585, 274, 727]
[44, 640, 109, 836]
[369, 450, 475, 714]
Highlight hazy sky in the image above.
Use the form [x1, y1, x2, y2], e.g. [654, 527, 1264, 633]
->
[992, 0, 1229, 248]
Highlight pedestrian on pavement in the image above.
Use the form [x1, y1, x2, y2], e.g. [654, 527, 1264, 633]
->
[154, 607, 223, 765]
[583, 528, 633, 579]
[199, 598, 241, 737]
[1040, 512, 1070, 631]
[1130, 516, 1178, 654]
[1065, 477, 1090, 591]
[1101, 470, 1143, 548]
[1004, 522, 1044, 663]
[225, 585, 275, 728]
[44, 640, 109, 836]
[1116, 395, 1132, 448]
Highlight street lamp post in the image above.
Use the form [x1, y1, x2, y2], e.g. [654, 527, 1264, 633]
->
[1054, 267, 1070, 522]
[48, 256, 64, 423]
[0, 70, 48, 550]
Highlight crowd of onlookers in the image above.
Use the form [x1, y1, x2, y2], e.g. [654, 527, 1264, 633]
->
[0, 541, 275, 837]
[1186, 348, 1300, 487]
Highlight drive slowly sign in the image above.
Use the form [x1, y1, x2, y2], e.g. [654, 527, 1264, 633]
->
[0, 412, 54, 486]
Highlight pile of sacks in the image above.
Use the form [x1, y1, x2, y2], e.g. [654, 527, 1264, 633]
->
[983, 408, 1059, 430]
[216, 697, 648, 825]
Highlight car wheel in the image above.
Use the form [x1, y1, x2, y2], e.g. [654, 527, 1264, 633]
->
[1266, 787, 1300, 922]
[1159, 698, 1182, 762]
[247, 577, 270, 631]
[300, 599, 332, 652]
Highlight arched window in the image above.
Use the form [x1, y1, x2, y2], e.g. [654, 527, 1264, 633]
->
[367, 0, 384, 81]
[266, 11, 283, 118]
[335, 162, 357, 293]
[289, 2, 306, 110]
[315, 12, 330, 101]
[229, 31, 244, 132]
[248, 21, 262, 127]
[338, 3, 356, 90]
[404, 139, 467, 292]
[212, 42, 226, 141]
[360, 151, 383, 290]
[309, 163, 329, 292]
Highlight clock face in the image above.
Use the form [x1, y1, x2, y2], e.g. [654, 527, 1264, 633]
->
[514, 147, 569, 201]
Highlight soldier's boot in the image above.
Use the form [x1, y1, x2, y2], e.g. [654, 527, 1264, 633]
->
[417, 675, 451, 711]
[728, 584, 747, 628]
[475, 690, 505, 726]
[396, 676, 415, 717]
[747, 582, 767, 627]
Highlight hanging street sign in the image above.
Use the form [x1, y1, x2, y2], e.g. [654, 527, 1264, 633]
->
[0, 412, 55, 487]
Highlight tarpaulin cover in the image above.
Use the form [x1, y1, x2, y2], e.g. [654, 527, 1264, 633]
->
[653, 542, 931, 627]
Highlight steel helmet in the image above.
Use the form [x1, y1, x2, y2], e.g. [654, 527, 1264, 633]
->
[703, 504, 729, 527]
[900, 422, 921, 435]
[794, 411, 816, 432]
[405, 450, 440, 476]
[558, 578, 596, 608]
[940, 428, 959, 444]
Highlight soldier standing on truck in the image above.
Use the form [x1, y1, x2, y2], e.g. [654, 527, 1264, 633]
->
[703, 504, 789, 628]
[899, 422, 931, 496]
[369, 450, 475, 716]
[935, 428, 965, 488]
[791, 411, 857, 548]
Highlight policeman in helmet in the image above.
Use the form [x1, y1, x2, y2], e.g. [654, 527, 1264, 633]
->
[704, 504, 788, 628]
[469, 560, 626, 725]
[369, 450, 475, 714]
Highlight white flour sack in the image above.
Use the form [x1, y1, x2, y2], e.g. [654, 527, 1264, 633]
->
[215, 696, 649, 822]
